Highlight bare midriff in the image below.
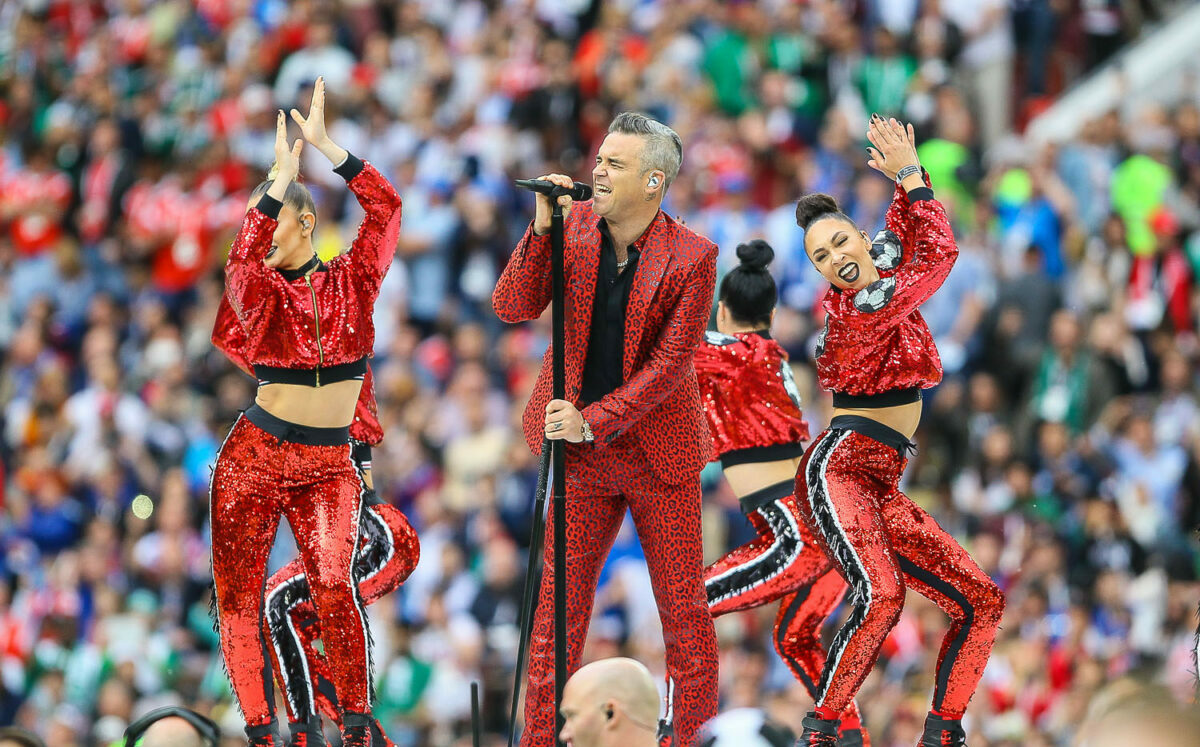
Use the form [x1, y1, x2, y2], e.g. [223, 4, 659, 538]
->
[832, 399, 923, 441]
[724, 456, 805, 497]
[255, 379, 363, 428]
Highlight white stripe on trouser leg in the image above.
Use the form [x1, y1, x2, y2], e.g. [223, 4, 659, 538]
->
[805, 431, 870, 707]
[664, 676, 675, 727]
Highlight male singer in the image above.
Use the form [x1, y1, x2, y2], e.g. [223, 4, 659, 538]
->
[493, 112, 719, 747]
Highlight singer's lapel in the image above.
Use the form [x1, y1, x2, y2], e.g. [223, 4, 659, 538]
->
[624, 211, 670, 380]
[566, 211, 602, 400]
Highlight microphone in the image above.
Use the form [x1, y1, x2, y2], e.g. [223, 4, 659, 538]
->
[514, 179, 593, 201]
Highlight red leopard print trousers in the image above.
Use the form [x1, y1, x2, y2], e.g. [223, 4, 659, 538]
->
[521, 442, 719, 747]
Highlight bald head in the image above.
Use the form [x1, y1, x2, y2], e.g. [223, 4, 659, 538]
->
[565, 658, 660, 731]
[141, 717, 203, 747]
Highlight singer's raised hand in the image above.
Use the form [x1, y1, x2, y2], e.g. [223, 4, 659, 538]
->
[532, 173, 574, 236]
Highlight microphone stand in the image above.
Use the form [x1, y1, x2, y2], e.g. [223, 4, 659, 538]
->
[508, 195, 570, 747]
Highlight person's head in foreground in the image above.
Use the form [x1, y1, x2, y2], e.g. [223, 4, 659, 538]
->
[0, 727, 44, 747]
[796, 116, 922, 295]
[123, 706, 218, 747]
[697, 708, 794, 747]
[138, 716, 204, 747]
[1074, 679, 1200, 747]
[559, 657, 661, 747]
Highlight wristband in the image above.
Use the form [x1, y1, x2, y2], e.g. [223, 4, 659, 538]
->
[895, 164, 921, 184]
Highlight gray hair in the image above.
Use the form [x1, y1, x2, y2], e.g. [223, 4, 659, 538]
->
[608, 112, 683, 191]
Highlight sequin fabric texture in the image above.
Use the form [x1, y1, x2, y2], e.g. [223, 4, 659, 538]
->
[210, 417, 373, 725]
[212, 157, 402, 371]
[210, 155, 403, 733]
[695, 330, 810, 461]
[264, 478, 418, 735]
[815, 179, 956, 396]
[695, 332, 866, 741]
[213, 314, 384, 445]
[796, 422, 1006, 717]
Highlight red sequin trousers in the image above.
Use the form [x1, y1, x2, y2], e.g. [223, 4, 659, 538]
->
[263, 487, 419, 728]
[795, 429, 1005, 717]
[210, 417, 373, 726]
[521, 442, 719, 747]
[703, 489, 866, 732]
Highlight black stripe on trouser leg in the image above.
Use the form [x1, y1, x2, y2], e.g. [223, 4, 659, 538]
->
[705, 501, 804, 606]
[804, 431, 871, 704]
[775, 583, 819, 695]
[266, 574, 317, 719]
[355, 501, 395, 584]
[897, 555, 974, 710]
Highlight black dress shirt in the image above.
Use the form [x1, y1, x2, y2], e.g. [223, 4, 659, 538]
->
[580, 220, 640, 404]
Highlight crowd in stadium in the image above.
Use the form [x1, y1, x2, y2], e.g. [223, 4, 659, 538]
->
[0, 0, 1197, 745]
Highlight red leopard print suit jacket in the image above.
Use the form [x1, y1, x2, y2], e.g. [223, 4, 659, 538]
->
[493, 201, 718, 484]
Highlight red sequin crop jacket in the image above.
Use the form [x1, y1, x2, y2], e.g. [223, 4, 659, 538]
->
[695, 330, 810, 468]
[211, 154, 400, 443]
[815, 176, 956, 397]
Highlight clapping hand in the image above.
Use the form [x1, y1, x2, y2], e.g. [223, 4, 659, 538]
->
[289, 76, 347, 165]
[290, 76, 330, 148]
[273, 110, 303, 182]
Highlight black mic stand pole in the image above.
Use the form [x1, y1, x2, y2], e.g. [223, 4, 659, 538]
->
[549, 197, 568, 747]
[507, 192, 571, 747]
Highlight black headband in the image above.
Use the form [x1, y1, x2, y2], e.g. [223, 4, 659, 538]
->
[123, 707, 219, 747]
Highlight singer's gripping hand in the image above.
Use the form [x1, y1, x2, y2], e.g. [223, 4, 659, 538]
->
[532, 173, 575, 236]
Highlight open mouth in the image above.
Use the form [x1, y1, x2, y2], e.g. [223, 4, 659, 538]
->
[594, 183, 612, 196]
[266, 245, 279, 259]
[837, 263, 859, 284]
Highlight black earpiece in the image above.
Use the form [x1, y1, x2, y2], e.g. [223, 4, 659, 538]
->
[606, 706, 614, 720]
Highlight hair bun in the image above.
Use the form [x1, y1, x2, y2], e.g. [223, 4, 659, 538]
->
[735, 240, 774, 271]
[794, 193, 841, 230]
[265, 161, 298, 182]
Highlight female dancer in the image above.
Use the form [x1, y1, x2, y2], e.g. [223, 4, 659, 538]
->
[261, 376, 418, 747]
[209, 77, 403, 747]
[214, 295, 419, 746]
[791, 116, 1004, 747]
[699, 241, 868, 747]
